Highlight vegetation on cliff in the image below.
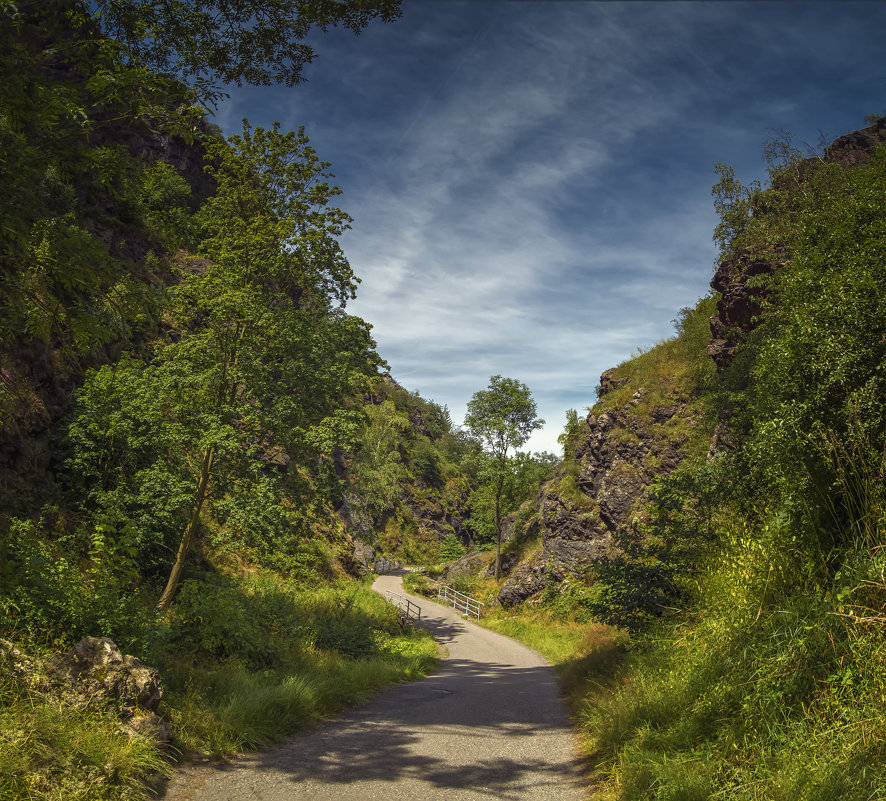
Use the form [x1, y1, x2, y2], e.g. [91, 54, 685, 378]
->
[0, 4, 445, 800]
[571, 124, 886, 800]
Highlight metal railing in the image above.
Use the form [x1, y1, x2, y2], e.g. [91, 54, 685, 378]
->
[385, 590, 422, 622]
[437, 584, 485, 620]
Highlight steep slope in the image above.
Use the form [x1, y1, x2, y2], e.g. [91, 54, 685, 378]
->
[498, 298, 717, 605]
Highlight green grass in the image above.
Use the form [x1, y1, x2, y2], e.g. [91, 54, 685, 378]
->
[0, 569, 438, 800]
[0, 694, 168, 801]
[158, 573, 439, 757]
[575, 550, 886, 801]
[479, 609, 586, 666]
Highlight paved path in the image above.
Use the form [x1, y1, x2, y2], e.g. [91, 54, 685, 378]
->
[161, 571, 584, 800]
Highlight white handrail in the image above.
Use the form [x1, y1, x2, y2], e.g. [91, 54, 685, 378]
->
[437, 584, 484, 619]
[385, 589, 422, 622]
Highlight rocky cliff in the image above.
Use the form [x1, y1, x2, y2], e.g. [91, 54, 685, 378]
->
[498, 350, 710, 605]
[495, 118, 886, 608]
[707, 116, 886, 370]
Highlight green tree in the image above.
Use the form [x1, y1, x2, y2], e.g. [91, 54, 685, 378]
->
[464, 376, 543, 580]
[349, 399, 412, 520]
[87, 0, 401, 95]
[67, 121, 381, 612]
[0, 0, 401, 391]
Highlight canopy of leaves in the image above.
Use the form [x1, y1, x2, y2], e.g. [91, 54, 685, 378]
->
[87, 0, 402, 91]
[64, 121, 381, 603]
[465, 375, 544, 463]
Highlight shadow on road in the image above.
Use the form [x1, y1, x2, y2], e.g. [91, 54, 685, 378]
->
[158, 571, 583, 800]
[192, 657, 580, 799]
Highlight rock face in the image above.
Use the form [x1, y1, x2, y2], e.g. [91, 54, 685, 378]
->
[825, 116, 886, 167]
[498, 373, 692, 605]
[497, 552, 548, 606]
[1, 637, 172, 744]
[397, 485, 471, 544]
[707, 117, 886, 370]
[0, 115, 217, 517]
[707, 248, 787, 369]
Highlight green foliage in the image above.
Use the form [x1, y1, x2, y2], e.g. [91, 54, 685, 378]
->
[0, 4, 205, 375]
[90, 0, 402, 91]
[343, 380, 484, 565]
[576, 129, 886, 801]
[465, 375, 544, 575]
[712, 162, 762, 259]
[439, 532, 467, 561]
[0, 516, 154, 651]
[465, 375, 544, 462]
[64, 121, 381, 609]
[349, 399, 411, 517]
[740, 148, 886, 548]
[557, 408, 585, 457]
[581, 541, 886, 801]
[468, 450, 556, 548]
[401, 571, 433, 596]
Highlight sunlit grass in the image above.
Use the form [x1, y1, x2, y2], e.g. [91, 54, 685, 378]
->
[0, 571, 438, 800]
[0, 695, 168, 801]
[159, 576, 439, 757]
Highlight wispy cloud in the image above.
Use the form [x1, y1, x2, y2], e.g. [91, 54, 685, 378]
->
[221, 1, 886, 452]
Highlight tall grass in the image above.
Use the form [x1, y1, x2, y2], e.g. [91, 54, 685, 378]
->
[0, 570, 438, 800]
[158, 572, 438, 757]
[0, 690, 168, 801]
[576, 521, 886, 801]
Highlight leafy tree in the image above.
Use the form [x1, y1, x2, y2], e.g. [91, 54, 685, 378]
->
[557, 408, 584, 458]
[348, 399, 412, 520]
[86, 0, 402, 93]
[67, 121, 381, 611]
[0, 0, 401, 393]
[465, 375, 543, 579]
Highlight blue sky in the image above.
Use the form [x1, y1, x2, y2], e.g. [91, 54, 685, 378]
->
[215, 1, 886, 454]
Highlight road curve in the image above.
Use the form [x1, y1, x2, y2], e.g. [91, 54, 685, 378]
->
[161, 570, 584, 800]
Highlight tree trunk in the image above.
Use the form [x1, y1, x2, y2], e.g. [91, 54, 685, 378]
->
[156, 446, 215, 613]
[494, 472, 503, 581]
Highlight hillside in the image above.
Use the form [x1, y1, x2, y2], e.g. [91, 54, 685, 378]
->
[476, 116, 886, 800]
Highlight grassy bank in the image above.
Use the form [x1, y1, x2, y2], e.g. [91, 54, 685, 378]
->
[0, 570, 438, 801]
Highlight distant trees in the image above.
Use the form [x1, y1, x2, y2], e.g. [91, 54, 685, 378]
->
[465, 376, 543, 580]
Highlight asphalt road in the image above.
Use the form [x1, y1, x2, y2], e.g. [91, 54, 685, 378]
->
[161, 570, 585, 800]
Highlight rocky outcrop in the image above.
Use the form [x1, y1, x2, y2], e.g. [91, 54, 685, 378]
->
[442, 550, 492, 580]
[707, 247, 786, 369]
[498, 376, 692, 605]
[825, 115, 886, 167]
[598, 367, 628, 397]
[497, 551, 548, 606]
[397, 486, 470, 544]
[1, 637, 172, 744]
[708, 117, 886, 370]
